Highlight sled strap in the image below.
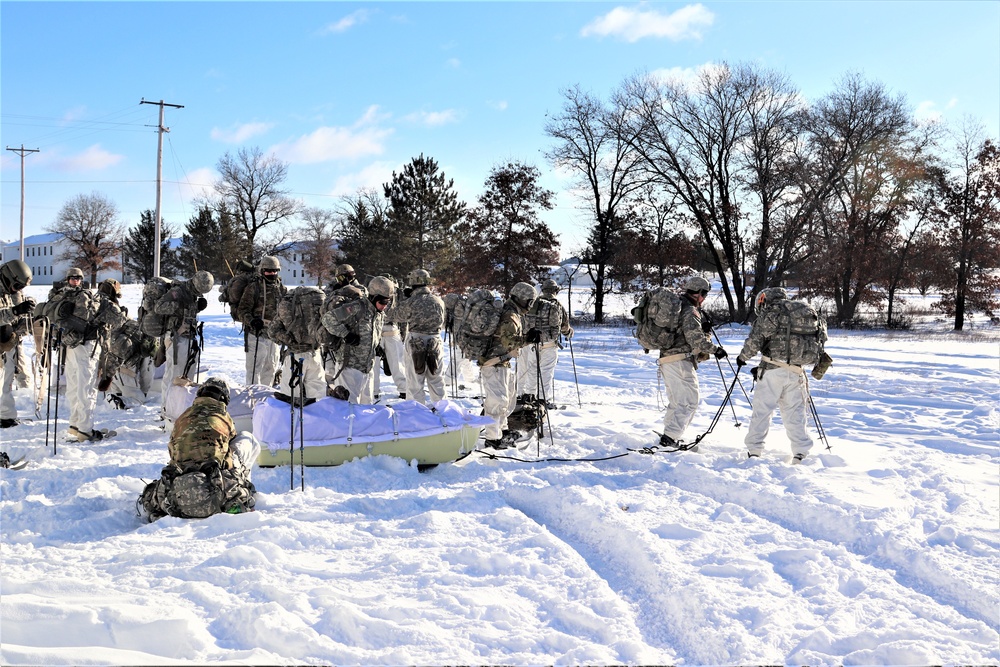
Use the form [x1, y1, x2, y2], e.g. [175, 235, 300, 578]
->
[346, 409, 355, 443]
[391, 410, 400, 441]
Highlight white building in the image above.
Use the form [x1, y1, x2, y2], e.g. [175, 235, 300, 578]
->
[1, 233, 125, 286]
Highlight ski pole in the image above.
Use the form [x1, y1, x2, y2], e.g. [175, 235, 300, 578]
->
[44, 326, 55, 453]
[804, 376, 831, 451]
[566, 334, 582, 408]
[287, 356, 302, 490]
[298, 357, 306, 491]
[714, 355, 741, 427]
[692, 366, 742, 447]
[534, 342, 554, 454]
[52, 333, 64, 455]
[710, 328, 752, 405]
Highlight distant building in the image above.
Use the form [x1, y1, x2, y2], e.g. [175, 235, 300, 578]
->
[274, 240, 340, 287]
[0, 232, 126, 286]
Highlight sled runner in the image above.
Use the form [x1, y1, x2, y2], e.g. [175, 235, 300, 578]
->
[253, 398, 492, 467]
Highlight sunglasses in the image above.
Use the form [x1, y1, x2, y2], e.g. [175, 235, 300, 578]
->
[688, 288, 708, 297]
[68, 276, 82, 281]
[262, 269, 278, 275]
[374, 296, 390, 305]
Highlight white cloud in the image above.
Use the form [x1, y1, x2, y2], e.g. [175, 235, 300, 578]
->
[52, 144, 124, 172]
[915, 100, 943, 123]
[650, 62, 726, 90]
[446, 57, 461, 69]
[402, 109, 461, 127]
[328, 161, 397, 196]
[270, 109, 393, 164]
[581, 4, 715, 42]
[321, 9, 370, 34]
[176, 167, 217, 202]
[210, 122, 275, 143]
[488, 100, 509, 111]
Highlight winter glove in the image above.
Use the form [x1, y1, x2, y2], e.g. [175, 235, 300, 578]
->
[526, 328, 542, 344]
[714, 347, 728, 359]
[565, 326, 574, 339]
[701, 313, 713, 333]
[12, 297, 36, 316]
[250, 317, 265, 334]
[345, 331, 361, 346]
[196, 297, 208, 312]
[751, 366, 762, 382]
[736, 356, 747, 368]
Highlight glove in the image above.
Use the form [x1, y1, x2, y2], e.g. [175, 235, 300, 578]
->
[714, 347, 728, 359]
[736, 356, 747, 368]
[196, 297, 208, 312]
[751, 367, 761, 382]
[250, 317, 265, 334]
[565, 326, 574, 339]
[345, 331, 361, 346]
[701, 313, 713, 333]
[526, 328, 541, 344]
[12, 297, 36, 316]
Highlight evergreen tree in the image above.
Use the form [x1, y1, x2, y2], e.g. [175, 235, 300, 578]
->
[123, 210, 179, 281]
[177, 205, 250, 279]
[337, 189, 407, 285]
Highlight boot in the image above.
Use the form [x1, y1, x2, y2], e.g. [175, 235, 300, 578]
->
[0, 418, 20, 428]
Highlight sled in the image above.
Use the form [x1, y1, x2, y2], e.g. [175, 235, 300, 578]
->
[163, 379, 274, 434]
[253, 397, 492, 467]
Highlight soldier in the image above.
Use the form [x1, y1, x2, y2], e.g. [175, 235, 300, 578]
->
[268, 287, 328, 404]
[397, 269, 446, 405]
[331, 263, 366, 295]
[656, 276, 727, 449]
[442, 292, 479, 393]
[237, 255, 286, 386]
[516, 279, 573, 408]
[478, 282, 535, 449]
[0, 260, 35, 429]
[322, 264, 367, 387]
[154, 270, 214, 410]
[376, 276, 408, 400]
[321, 276, 392, 404]
[736, 287, 828, 462]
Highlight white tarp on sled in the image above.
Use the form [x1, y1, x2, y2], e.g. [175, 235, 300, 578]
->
[164, 381, 274, 433]
[253, 398, 492, 467]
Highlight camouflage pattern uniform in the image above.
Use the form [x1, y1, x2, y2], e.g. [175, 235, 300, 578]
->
[516, 283, 573, 405]
[154, 272, 212, 409]
[321, 294, 385, 404]
[738, 288, 828, 459]
[1, 292, 31, 425]
[480, 284, 531, 443]
[442, 293, 478, 390]
[237, 267, 286, 387]
[658, 286, 722, 443]
[169, 395, 237, 469]
[376, 283, 408, 398]
[267, 286, 328, 402]
[398, 285, 446, 405]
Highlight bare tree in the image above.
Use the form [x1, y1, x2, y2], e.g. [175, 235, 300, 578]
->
[544, 85, 647, 323]
[47, 192, 124, 285]
[210, 146, 302, 253]
[296, 207, 342, 286]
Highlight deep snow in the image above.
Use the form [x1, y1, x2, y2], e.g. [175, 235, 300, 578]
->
[1, 285, 998, 665]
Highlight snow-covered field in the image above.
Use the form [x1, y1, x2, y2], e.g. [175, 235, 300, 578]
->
[1, 285, 998, 665]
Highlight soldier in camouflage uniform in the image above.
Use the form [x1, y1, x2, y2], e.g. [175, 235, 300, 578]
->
[376, 276, 408, 400]
[737, 287, 828, 461]
[237, 256, 286, 386]
[322, 264, 368, 388]
[0, 260, 35, 429]
[657, 276, 727, 448]
[154, 270, 214, 411]
[321, 276, 392, 404]
[168, 377, 260, 479]
[516, 279, 573, 408]
[479, 282, 534, 448]
[397, 269, 446, 405]
[442, 292, 478, 391]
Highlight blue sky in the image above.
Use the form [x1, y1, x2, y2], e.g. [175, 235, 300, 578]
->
[2, 1, 998, 257]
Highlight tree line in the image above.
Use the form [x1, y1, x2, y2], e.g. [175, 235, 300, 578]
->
[43, 62, 998, 331]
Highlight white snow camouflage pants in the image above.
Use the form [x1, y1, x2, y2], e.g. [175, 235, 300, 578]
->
[160, 333, 192, 409]
[1, 345, 19, 420]
[65, 340, 100, 432]
[404, 332, 445, 405]
[481, 363, 516, 440]
[516, 342, 558, 402]
[245, 333, 279, 387]
[337, 366, 375, 404]
[231, 431, 262, 482]
[279, 349, 327, 401]
[378, 326, 407, 396]
[744, 366, 814, 457]
[659, 357, 700, 441]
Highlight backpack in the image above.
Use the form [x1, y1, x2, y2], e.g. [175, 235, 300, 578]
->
[107, 319, 158, 370]
[457, 289, 502, 360]
[41, 287, 101, 348]
[525, 297, 562, 336]
[271, 286, 326, 350]
[771, 300, 823, 366]
[138, 277, 173, 337]
[631, 288, 683, 352]
[221, 273, 256, 322]
[138, 460, 256, 521]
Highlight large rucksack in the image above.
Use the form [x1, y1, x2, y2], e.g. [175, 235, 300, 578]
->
[41, 286, 101, 348]
[270, 286, 326, 351]
[456, 289, 502, 360]
[137, 277, 173, 337]
[525, 297, 562, 337]
[631, 288, 683, 353]
[220, 273, 257, 322]
[138, 460, 256, 521]
[770, 300, 824, 366]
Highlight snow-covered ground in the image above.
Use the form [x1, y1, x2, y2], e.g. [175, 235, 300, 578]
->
[1, 284, 998, 665]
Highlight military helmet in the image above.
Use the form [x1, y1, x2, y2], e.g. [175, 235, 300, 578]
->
[0, 260, 32, 293]
[509, 282, 537, 309]
[336, 264, 356, 278]
[191, 270, 215, 294]
[196, 377, 230, 405]
[98, 278, 122, 300]
[755, 287, 788, 315]
[408, 268, 431, 287]
[368, 276, 395, 298]
[541, 279, 560, 294]
[683, 275, 711, 293]
[66, 267, 85, 280]
[259, 255, 281, 271]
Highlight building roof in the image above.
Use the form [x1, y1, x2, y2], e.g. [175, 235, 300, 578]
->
[3, 232, 63, 247]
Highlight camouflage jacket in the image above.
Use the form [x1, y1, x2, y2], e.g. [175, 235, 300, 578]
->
[0, 288, 18, 328]
[154, 281, 201, 337]
[236, 276, 286, 326]
[397, 286, 445, 335]
[739, 298, 828, 368]
[525, 294, 570, 343]
[168, 396, 237, 470]
[659, 295, 717, 367]
[480, 299, 525, 365]
[321, 297, 385, 374]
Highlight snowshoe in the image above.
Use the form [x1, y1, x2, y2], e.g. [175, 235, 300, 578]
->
[67, 426, 117, 442]
[0, 418, 20, 428]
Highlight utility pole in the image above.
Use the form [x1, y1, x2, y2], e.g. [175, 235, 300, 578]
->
[140, 98, 183, 278]
[5, 145, 40, 262]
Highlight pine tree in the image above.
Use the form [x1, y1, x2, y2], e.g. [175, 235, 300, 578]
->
[123, 210, 179, 281]
[177, 205, 250, 279]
